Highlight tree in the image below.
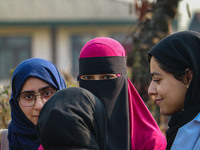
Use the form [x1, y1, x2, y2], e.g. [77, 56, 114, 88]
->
[127, 0, 181, 126]
[127, 0, 180, 101]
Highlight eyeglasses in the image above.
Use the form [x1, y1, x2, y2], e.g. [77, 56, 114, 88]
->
[18, 87, 57, 107]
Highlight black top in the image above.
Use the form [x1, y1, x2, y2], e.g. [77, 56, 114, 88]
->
[36, 87, 107, 150]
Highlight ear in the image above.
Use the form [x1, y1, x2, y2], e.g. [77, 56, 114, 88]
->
[184, 68, 193, 88]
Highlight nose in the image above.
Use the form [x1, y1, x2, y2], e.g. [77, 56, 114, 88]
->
[148, 81, 157, 96]
[93, 75, 101, 80]
[34, 95, 44, 110]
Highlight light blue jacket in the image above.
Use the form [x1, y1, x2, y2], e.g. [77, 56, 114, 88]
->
[171, 113, 200, 150]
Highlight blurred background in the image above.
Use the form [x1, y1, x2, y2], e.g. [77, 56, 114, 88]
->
[0, 0, 200, 133]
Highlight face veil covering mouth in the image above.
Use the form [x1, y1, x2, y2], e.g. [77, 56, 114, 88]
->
[8, 58, 66, 150]
[79, 37, 167, 150]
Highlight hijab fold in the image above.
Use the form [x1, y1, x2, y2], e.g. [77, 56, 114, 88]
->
[8, 58, 66, 150]
[148, 31, 200, 149]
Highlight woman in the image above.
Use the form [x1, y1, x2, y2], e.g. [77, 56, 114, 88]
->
[8, 58, 66, 150]
[78, 37, 166, 150]
[148, 31, 200, 149]
[36, 87, 107, 150]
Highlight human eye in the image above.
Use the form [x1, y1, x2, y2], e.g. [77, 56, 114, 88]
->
[41, 89, 55, 98]
[43, 90, 51, 96]
[152, 78, 160, 83]
[23, 93, 34, 100]
[153, 79, 160, 82]
[151, 73, 162, 83]
[80, 75, 92, 80]
[103, 75, 113, 79]
[103, 74, 117, 80]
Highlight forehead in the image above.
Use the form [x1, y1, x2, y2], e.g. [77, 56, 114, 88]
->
[150, 57, 162, 72]
[150, 57, 177, 79]
[21, 77, 50, 91]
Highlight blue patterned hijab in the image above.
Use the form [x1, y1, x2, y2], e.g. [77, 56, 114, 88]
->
[8, 58, 66, 150]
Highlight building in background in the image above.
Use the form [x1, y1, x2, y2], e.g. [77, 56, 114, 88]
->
[0, 0, 136, 82]
[177, 0, 200, 32]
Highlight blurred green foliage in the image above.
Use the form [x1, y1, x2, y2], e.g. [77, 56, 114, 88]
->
[0, 84, 11, 129]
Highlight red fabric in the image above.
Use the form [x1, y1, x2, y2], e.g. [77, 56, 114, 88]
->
[38, 145, 43, 150]
[80, 37, 126, 58]
[128, 79, 166, 150]
[80, 37, 166, 149]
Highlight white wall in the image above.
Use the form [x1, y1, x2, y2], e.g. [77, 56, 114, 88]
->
[32, 27, 52, 61]
[178, 0, 200, 31]
[56, 28, 72, 73]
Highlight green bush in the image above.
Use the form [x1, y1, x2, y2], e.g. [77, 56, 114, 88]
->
[0, 84, 11, 129]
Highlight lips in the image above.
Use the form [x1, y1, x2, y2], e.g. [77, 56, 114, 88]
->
[33, 115, 39, 117]
[155, 98, 163, 105]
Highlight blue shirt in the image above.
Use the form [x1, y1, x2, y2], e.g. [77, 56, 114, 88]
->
[171, 113, 200, 150]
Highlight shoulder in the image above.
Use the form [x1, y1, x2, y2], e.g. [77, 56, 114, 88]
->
[171, 113, 200, 149]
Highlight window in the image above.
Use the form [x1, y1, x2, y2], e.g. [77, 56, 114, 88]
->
[0, 36, 31, 79]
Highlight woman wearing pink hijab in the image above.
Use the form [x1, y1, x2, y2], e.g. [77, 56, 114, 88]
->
[78, 37, 166, 150]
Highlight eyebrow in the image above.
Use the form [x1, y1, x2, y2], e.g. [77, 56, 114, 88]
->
[20, 86, 54, 94]
[150, 72, 161, 77]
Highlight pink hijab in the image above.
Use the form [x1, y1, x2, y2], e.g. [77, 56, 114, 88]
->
[79, 37, 166, 150]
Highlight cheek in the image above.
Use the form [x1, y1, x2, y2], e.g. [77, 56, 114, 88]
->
[156, 83, 168, 96]
[157, 79, 177, 97]
[161, 82, 186, 115]
[172, 87, 186, 108]
[19, 104, 33, 120]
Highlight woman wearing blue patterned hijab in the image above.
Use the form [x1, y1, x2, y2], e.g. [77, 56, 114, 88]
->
[8, 58, 66, 150]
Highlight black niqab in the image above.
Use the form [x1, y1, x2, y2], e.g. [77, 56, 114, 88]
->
[79, 57, 130, 150]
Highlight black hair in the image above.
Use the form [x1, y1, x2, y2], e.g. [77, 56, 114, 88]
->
[149, 55, 186, 83]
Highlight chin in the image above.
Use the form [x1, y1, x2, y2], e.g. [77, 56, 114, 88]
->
[32, 119, 38, 125]
[160, 110, 170, 116]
